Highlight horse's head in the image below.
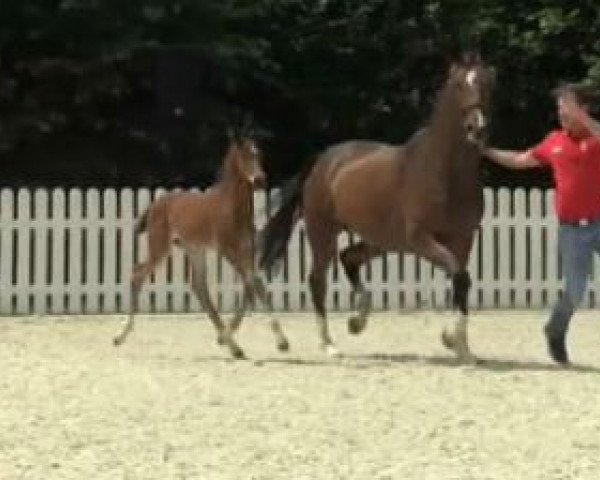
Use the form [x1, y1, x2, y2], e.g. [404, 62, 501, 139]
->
[447, 53, 495, 144]
[229, 134, 267, 189]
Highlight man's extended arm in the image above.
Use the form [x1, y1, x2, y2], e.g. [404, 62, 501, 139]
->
[481, 148, 541, 169]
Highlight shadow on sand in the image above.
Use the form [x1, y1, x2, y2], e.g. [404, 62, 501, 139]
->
[246, 352, 600, 374]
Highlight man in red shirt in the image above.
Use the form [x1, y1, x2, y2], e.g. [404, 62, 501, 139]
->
[482, 83, 600, 365]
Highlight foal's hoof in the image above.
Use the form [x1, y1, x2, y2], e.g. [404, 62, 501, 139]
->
[441, 329, 456, 351]
[278, 339, 290, 352]
[348, 316, 366, 335]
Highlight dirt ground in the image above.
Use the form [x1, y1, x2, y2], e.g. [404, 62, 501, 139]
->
[1, 310, 600, 480]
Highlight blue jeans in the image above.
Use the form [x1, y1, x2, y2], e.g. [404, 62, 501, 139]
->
[546, 219, 600, 337]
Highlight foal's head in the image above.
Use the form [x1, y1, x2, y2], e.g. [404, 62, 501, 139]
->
[445, 53, 495, 144]
[225, 135, 266, 189]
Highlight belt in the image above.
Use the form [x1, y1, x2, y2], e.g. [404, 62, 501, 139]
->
[560, 217, 598, 227]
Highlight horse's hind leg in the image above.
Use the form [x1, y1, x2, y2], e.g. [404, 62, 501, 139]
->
[114, 218, 169, 346]
[306, 225, 339, 357]
[113, 262, 150, 346]
[340, 242, 382, 335]
[189, 251, 245, 359]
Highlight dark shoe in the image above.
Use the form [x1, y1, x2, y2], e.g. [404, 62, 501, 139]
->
[544, 328, 569, 365]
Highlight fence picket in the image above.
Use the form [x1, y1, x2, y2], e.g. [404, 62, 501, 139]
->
[0, 189, 15, 313]
[85, 189, 101, 313]
[529, 189, 544, 308]
[32, 189, 49, 313]
[67, 189, 84, 313]
[15, 189, 32, 314]
[102, 189, 118, 312]
[0, 187, 579, 314]
[513, 189, 527, 307]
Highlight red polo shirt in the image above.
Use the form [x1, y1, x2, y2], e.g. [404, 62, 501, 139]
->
[531, 130, 600, 223]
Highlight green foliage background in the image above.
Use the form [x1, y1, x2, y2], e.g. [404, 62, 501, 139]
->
[1, 0, 599, 187]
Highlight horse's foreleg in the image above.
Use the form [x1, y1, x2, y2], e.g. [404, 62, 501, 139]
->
[189, 252, 245, 359]
[408, 233, 474, 363]
[441, 271, 474, 363]
[340, 242, 382, 335]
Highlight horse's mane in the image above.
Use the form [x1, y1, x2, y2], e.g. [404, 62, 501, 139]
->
[402, 73, 465, 160]
[430, 77, 462, 126]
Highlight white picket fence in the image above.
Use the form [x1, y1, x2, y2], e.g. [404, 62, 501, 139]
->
[1, 187, 600, 315]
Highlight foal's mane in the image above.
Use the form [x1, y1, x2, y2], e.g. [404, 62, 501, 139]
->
[215, 139, 242, 184]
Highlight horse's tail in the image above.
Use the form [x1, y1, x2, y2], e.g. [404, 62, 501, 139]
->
[134, 207, 150, 235]
[259, 162, 313, 271]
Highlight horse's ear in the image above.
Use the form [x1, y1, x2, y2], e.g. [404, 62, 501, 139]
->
[241, 113, 254, 139]
[448, 63, 460, 78]
[461, 51, 483, 67]
[226, 127, 241, 146]
[488, 65, 497, 84]
[460, 51, 474, 66]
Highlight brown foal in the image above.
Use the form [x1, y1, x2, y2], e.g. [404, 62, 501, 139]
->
[113, 135, 289, 359]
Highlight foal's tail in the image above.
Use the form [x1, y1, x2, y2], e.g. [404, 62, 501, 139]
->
[259, 164, 312, 271]
[134, 208, 150, 235]
[134, 195, 171, 236]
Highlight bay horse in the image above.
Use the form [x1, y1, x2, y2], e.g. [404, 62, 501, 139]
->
[113, 133, 290, 359]
[259, 55, 495, 362]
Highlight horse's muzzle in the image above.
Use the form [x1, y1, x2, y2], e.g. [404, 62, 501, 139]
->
[466, 123, 488, 145]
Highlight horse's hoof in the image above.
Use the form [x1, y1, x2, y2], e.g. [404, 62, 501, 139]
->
[324, 344, 343, 358]
[441, 329, 456, 351]
[216, 333, 228, 346]
[278, 339, 290, 352]
[348, 316, 366, 335]
[231, 348, 246, 360]
[113, 337, 123, 347]
[458, 353, 478, 366]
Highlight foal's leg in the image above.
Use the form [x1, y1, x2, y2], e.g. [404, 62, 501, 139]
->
[227, 276, 253, 334]
[188, 251, 245, 359]
[339, 242, 382, 334]
[248, 275, 290, 352]
[226, 252, 290, 352]
[113, 261, 156, 345]
[114, 214, 170, 346]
